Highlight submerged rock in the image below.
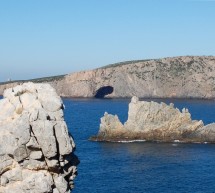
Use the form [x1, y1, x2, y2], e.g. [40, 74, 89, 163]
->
[93, 96, 215, 143]
[0, 82, 79, 193]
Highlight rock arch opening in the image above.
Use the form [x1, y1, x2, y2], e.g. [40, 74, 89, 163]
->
[95, 86, 114, 98]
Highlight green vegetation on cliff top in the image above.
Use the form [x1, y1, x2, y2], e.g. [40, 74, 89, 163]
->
[100, 59, 152, 69]
[0, 60, 152, 85]
[1, 56, 212, 85]
[0, 75, 66, 86]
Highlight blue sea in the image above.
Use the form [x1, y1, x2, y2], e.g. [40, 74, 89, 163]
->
[63, 98, 215, 193]
[1, 96, 215, 193]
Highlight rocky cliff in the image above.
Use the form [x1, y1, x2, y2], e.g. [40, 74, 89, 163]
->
[0, 83, 79, 193]
[92, 96, 215, 143]
[1, 56, 215, 98]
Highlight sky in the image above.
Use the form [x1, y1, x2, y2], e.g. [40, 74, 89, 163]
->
[0, 0, 215, 82]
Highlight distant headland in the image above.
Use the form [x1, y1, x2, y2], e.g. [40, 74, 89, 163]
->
[1, 55, 215, 99]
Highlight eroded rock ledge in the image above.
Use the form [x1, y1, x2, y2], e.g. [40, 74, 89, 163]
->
[92, 96, 215, 143]
[0, 83, 79, 193]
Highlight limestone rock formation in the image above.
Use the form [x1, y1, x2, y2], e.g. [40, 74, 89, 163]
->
[192, 123, 215, 142]
[0, 83, 79, 193]
[1, 56, 215, 98]
[93, 96, 215, 143]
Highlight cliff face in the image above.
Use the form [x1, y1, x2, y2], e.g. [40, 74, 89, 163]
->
[1, 56, 215, 98]
[0, 83, 79, 193]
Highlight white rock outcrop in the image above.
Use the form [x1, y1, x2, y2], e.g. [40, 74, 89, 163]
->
[94, 96, 215, 142]
[0, 83, 79, 193]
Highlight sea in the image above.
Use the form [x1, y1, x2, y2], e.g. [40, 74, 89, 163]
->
[1, 96, 215, 193]
[63, 98, 215, 193]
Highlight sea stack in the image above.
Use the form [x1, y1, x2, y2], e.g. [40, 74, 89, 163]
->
[0, 83, 79, 193]
[94, 96, 215, 143]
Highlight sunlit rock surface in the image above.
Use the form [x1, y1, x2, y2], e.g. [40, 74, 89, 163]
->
[0, 82, 79, 193]
[93, 96, 215, 143]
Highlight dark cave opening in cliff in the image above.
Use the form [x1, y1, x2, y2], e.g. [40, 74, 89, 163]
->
[94, 86, 114, 98]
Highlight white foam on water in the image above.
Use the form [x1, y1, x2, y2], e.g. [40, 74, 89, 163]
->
[172, 144, 178, 146]
[173, 139, 180, 143]
[116, 139, 146, 143]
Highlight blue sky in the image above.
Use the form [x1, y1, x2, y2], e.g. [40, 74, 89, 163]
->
[0, 0, 214, 81]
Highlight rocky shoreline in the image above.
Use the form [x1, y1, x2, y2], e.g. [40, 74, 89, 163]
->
[90, 136, 212, 144]
[92, 96, 215, 143]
